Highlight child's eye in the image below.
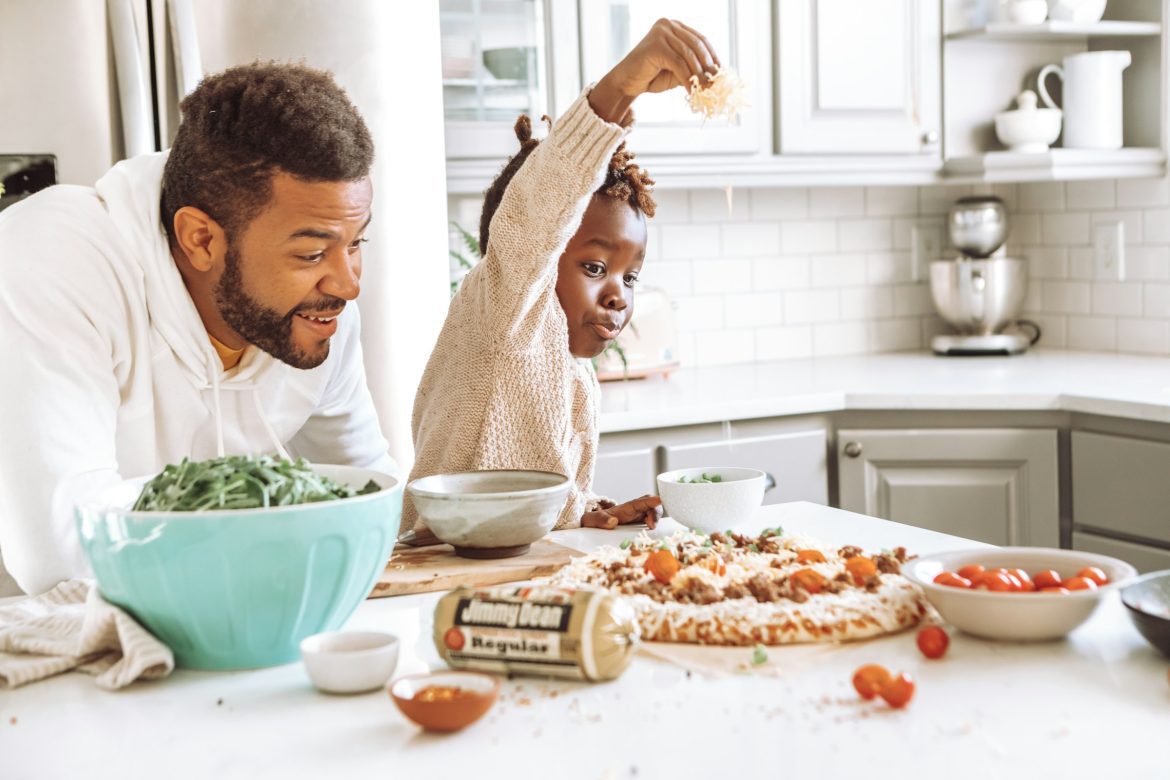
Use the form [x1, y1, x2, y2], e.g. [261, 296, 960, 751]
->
[583, 262, 605, 277]
[624, 273, 640, 288]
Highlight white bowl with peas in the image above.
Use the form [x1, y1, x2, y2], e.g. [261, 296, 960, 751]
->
[655, 467, 767, 534]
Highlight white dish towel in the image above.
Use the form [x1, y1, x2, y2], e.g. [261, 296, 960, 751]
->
[0, 580, 173, 690]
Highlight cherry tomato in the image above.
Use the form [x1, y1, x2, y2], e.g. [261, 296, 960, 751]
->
[957, 564, 985, 580]
[1008, 569, 1035, 591]
[933, 572, 972, 589]
[1032, 569, 1062, 590]
[643, 550, 680, 584]
[852, 664, 892, 700]
[845, 555, 878, 585]
[1039, 586, 1070, 594]
[792, 568, 828, 594]
[1077, 566, 1109, 586]
[972, 570, 1016, 592]
[916, 626, 950, 659]
[879, 672, 916, 708]
[795, 549, 826, 564]
[1064, 576, 1099, 591]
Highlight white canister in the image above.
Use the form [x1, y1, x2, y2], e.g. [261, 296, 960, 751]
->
[1038, 50, 1131, 150]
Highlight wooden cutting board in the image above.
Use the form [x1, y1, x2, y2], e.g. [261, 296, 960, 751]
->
[368, 538, 579, 598]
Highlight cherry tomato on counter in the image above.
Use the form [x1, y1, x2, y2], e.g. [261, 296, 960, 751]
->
[852, 664, 892, 701]
[879, 672, 916, 708]
[917, 626, 950, 659]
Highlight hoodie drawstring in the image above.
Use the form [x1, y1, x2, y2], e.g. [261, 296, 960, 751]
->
[205, 345, 289, 460]
[252, 389, 291, 461]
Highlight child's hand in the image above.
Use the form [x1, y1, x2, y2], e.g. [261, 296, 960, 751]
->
[588, 19, 722, 124]
[581, 495, 662, 530]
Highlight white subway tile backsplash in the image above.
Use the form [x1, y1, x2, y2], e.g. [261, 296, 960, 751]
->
[650, 189, 691, 223]
[1042, 281, 1091, 314]
[724, 292, 785, 328]
[919, 185, 972, 216]
[1117, 177, 1170, 208]
[642, 260, 693, 298]
[870, 318, 922, 352]
[660, 224, 721, 259]
[1065, 180, 1115, 210]
[1019, 182, 1066, 212]
[810, 187, 865, 218]
[755, 325, 813, 361]
[1117, 318, 1169, 354]
[1125, 246, 1170, 280]
[865, 186, 918, 217]
[694, 329, 755, 365]
[813, 322, 870, 356]
[1010, 213, 1042, 246]
[1068, 247, 1094, 280]
[751, 188, 809, 220]
[690, 187, 747, 223]
[1091, 282, 1143, 316]
[1025, 314, 1066, 348]
[1143, 284, 1170, 317]
[1067, 316, 1117, 350]
[812, 254, 868, 288]
[840, 287, 894, 320]
[784, 289, 841, 323]
[1041, 212, 1091, 246]
[692, 258, 754, 294]
[721, 222, 781, 256]
[781, 220, 838, 254]
[1026, 247, 1068, 279]
[893, 283, 935, 317]
[867, 252, 914, 285]
[838, 219, 893, 252]
[1142, 208, 1170, 245]
[673, 295, 725, 332]
[753, 256, 811, 290]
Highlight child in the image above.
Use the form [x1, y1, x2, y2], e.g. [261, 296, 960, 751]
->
[406, 20, 722, 537]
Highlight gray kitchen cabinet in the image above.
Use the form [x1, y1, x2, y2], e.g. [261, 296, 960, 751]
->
[837, 428, 1059, 547]
[659, 428, 828, 505]
[1072, 431, 1170, 546]
[593, 443, 658, 503]
[1072, 532, 1170, 575]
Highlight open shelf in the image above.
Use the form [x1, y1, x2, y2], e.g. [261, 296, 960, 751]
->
[947, 20, 1162, 41]
[943, 148, 1166, 182]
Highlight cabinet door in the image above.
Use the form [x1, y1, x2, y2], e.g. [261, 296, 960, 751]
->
[776, 0, 941, 154]
[1072, 431, 1170, 546]
[578, 0, 770, 155]
[593, 444, 657, 503]
[1072, 532, 1170, 575]
[440, 0, 580, 159]
[660, 429, 828, 505]
[837, 429, 1058, 547]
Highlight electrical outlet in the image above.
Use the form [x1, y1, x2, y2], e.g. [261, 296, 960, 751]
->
[911, 223, 944, 282]
[1093, 220, 1125, 281]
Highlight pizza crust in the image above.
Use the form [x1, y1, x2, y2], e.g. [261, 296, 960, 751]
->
[546, 530, 929, 646]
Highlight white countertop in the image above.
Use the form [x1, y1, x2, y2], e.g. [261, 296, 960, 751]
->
[4, 502, 1167, 778]
[599, 350, 1170, 432]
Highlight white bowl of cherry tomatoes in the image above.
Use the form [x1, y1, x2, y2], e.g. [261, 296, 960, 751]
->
[902, 547, 1137, 641]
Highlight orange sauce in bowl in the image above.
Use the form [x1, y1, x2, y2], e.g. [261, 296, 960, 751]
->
[413, 685, 477, 703]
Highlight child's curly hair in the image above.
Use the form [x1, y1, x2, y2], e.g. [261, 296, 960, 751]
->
[479, 114, 656, 254]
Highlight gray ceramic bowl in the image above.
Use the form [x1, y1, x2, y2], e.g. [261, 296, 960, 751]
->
[406, 470, 570, 558]
[1121, 570, 1170, 658]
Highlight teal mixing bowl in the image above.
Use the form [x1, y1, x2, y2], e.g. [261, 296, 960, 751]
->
[75, 464, 401, 670]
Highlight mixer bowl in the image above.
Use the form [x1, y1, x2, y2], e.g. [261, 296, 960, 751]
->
[948, 196, 1008, 257]
[929, 258, 1027, 335]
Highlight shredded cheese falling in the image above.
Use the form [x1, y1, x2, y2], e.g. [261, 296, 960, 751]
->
[686, 65, 748, 123]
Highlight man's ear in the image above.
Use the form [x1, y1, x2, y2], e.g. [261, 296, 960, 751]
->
[172, 206, 227, 272]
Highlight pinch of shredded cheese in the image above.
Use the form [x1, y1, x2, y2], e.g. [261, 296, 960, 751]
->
[686, 65, 748, 123]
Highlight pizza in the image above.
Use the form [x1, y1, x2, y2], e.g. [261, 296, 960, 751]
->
[546, 528, 929, 645]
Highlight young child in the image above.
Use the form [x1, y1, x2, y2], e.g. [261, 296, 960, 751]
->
[405, 20, 722, 537]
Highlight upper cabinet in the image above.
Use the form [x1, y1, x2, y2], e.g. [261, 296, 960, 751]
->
[578, 0, 770, 155]
[440, 0, 579, 160]
[776, 0, 941, 156]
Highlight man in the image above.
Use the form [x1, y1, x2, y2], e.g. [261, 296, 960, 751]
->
[0, 62, 395, 596]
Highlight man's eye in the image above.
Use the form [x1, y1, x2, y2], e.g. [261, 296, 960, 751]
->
[297, 252, 325, 263]
[348, 237, 369, 251]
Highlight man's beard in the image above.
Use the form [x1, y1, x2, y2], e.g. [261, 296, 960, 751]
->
[214, 244, 345, 370]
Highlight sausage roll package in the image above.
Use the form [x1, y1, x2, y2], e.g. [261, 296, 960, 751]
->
[433, 585, 639, 681]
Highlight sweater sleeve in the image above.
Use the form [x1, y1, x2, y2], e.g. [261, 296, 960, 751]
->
[0, 195, 126, 595]
[469, 90, 628, 352]
[287, 304, 398, 478]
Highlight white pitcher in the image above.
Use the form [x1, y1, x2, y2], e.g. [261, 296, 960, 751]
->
[1038, 50, 1131, 150]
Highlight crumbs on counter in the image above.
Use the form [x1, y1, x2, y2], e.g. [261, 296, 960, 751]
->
[9, 716, 17, 726]
[216, 698, 223, 707]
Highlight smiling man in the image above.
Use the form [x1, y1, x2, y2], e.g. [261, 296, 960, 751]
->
[0, 63, 395, 596]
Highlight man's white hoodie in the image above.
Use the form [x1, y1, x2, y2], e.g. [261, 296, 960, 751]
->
[0, 152, 395, 596]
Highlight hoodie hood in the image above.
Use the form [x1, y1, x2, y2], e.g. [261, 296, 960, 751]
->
[94, 151, 275, 388]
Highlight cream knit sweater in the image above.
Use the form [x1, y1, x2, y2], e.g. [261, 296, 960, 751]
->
[406, 91, 629, 533]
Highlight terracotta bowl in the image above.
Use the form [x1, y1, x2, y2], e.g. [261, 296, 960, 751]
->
[389, 671, 500, 732]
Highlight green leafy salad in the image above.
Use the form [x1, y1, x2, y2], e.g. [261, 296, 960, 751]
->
[132, 455, 381, 512]
[678, 473, 722, 484]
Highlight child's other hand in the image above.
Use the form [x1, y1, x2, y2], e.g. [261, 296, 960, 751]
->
[581, 495, 662, 530]
[589, 19, 721, 124]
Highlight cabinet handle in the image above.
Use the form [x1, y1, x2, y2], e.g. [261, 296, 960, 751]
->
[843, 441, 863, 458]
[921, 130, 939, 146]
